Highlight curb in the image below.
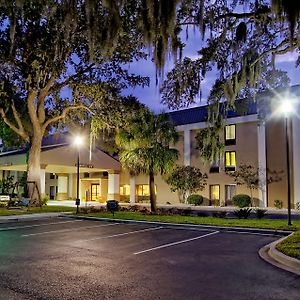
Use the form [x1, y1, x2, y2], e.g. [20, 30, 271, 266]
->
[259, 233, 300, 276]
[65, 215, 292, 236]
[0, 212, 72, 223]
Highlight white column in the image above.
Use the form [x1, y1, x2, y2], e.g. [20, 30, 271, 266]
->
[68, 174, 73, 199]
[292, 114, 300, 208]
[40, 169, 46, 195]
[257, 122, 267, 207]
[184, 129, 191, 166]
[108, 173, 120, 200]
[130, 176, 136, 204]
[13, 171, 18, 183]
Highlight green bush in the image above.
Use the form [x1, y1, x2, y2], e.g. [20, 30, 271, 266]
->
[233, 208, 252, 219]
[274, 199, 283, 209]
[41, 194, 50, 206]
[187, 194, 203, 206]
[255, 208, 267, 219]
[232, 194, 251, 208]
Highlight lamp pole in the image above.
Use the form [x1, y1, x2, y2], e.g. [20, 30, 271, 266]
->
[285, 116, 292, 226]
[76, 149, 80, 214]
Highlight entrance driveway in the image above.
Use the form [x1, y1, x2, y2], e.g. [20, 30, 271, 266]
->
[0, 217, 299, 299]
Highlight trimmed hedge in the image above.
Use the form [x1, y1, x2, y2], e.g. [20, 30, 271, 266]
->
[232, 194, 251, 208]
[187, 194, 203, 206]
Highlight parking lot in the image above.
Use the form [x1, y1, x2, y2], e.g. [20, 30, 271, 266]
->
[0, 217, 299, 300]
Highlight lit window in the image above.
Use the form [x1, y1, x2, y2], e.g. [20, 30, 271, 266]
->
[210, 185, 220, 200]
[136, 185, 156, 196]
[225, 151, 236, 171]
[225, 125, 236, 145]
[120, 185, 130, 196]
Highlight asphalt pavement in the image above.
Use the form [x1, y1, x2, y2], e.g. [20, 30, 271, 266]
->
[0, 217, 299, 300]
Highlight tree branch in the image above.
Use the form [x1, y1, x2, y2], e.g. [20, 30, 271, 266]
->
[38, 74, 55, 124]
[42, 104, 93, 131]
[0, 107, 29, 142]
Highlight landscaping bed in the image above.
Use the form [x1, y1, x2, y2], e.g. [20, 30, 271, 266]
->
[78, 206, 300, 231]
[276, 231, 300, 260]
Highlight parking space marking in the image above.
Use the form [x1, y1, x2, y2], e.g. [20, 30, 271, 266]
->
[134, 230, 219, 255]
[21, 223, 121, 237]
[223, 230, 283, 237]
[77, 226, 164, 242]
[0, 220, 83, 231]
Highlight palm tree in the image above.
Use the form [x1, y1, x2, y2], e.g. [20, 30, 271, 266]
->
[116, 109, 178, 212]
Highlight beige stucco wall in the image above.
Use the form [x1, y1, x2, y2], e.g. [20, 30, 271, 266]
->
[266, 118, 289, 208]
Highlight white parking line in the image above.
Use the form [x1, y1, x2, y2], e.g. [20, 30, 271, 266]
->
[223, 230, 282, 237]
[77, 226, 164, 242]
[22, 223, 121, 237]
[134, 231, 219, 255]
[0, 220, 83, 231]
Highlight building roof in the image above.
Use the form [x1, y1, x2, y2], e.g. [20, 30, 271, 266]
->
[168, 99, 258, 126]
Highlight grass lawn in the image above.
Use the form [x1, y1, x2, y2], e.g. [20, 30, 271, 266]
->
[0, 206, 75, 216]
[80, 211, 300, 231]
[276, 231, 300, 260]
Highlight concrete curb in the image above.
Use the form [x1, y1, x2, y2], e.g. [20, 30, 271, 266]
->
[259, 233, 300, 276]
[66, 215, 292, 236]
[0, 212, 72, 223]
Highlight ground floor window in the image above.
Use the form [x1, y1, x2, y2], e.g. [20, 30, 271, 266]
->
[225, 184, 236, 206]
[210, 185, 220, 205]
[120, 185, 130, 196]
[136, 184, 156, 203]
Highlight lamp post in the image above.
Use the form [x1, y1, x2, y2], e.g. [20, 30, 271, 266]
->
[279, 100, 293, 226]
[74, 136, 83, 214]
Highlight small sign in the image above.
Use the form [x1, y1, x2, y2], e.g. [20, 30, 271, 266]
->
[75, 199, 80, 206]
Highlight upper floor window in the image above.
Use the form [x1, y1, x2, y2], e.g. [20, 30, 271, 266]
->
[225, 151, 236, 171]
[225, 125, 236, 145]
[209, 160, 220, 173]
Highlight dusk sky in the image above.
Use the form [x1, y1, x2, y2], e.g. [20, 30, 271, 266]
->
[125, 30, 300, 113]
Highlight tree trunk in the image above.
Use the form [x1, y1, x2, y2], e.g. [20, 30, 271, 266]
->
[27, 135, 42, 207]
[149, 169, 156, 212]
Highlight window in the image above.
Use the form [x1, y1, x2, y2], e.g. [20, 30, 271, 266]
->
[120, 185, 130, 196]
[225, 185, 236, 206]
[225, 125, 236, 145]
[210, 160, 220, 173]
[225, 151, 236, 171]
[136, 184, 156, 196]
[83, 172, 89, 178]
[210, 185, 220, 200]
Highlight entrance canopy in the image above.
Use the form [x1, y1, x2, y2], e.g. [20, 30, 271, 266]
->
[0, 144, 120, 174]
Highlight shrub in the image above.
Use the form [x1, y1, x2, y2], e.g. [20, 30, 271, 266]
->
[233, 208, 252, 219]
[212, 211, 228, 218]
[232, 194, 251, 208]
[255, 208, 267, 219]
[274, 199, 283, 209]
[41, 194, 50, 206]
[187, 194, 203, 206]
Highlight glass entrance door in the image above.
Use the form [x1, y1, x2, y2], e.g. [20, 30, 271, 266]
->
[91, 184, 100, 201]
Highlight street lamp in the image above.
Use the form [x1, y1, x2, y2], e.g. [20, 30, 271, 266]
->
[74, 135, 83, 214]
[279, 100, 293, 226]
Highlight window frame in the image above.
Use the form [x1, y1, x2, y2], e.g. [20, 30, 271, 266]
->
[224, 124, 236, 145]
[209, 184, 220, 201]
[225, 151, 236, 172]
